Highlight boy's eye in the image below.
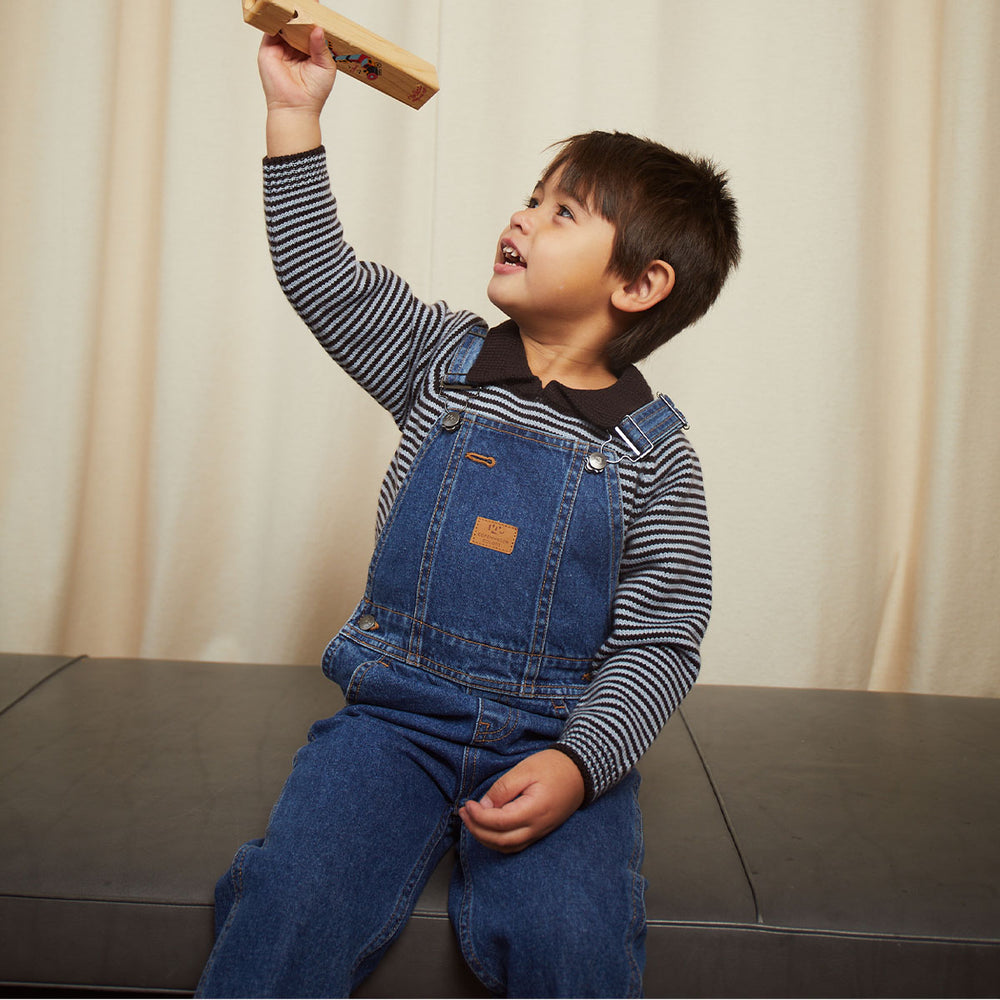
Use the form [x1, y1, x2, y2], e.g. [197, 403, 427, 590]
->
[521, 196, 574, 220]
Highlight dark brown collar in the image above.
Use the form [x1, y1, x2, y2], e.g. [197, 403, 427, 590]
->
[466, 321, 653, 432]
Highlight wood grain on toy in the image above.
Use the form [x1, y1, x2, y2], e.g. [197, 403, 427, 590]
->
[242, 0, 439, 109]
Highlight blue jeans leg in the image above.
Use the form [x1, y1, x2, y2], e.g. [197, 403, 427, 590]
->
[196, 706, 460, 998]
[451, 768, 647, 998]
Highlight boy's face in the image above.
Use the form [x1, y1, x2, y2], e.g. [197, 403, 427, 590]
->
[487, 169, 621, 337]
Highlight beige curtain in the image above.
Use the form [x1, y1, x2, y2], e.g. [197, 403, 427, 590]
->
[1, 0, 998, 698]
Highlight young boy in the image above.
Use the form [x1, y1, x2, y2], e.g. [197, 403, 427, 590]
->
[197, 26, 739, 998]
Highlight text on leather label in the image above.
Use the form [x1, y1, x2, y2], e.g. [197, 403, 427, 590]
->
[469, 516, 518, 555]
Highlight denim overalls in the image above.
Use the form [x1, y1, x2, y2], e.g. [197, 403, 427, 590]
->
[197, 330, 686, 999]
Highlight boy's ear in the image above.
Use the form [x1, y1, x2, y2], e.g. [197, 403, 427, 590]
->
[611, 260, 675, 314]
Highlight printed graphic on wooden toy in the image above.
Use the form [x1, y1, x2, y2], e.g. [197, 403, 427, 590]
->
[331, 50, 382, 81]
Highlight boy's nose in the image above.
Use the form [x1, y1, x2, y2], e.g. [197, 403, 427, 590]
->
[509, 207, 531, 231]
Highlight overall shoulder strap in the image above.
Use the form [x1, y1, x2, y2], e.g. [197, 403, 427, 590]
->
[612, 393, 688, 458]
[441, 327, 488, 385]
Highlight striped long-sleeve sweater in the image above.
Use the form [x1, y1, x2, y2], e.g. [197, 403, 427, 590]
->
[263, 148, 712, 803]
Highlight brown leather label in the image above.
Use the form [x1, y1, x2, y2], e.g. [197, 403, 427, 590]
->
[470, 516, 518, 555]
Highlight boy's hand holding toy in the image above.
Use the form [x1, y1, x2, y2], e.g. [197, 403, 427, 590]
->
[243, 0, 438, 110]
[258, 26, 337, 156]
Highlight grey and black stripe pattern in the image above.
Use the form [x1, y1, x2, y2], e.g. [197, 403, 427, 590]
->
[263, 149, 712, 802]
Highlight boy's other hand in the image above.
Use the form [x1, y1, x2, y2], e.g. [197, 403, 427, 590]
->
[458, 749, 585, 853]
[259, 25, 337, 112]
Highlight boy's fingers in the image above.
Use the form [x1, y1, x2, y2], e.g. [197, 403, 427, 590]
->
[462, 796, 533, 832]
[459, 803, 535, 853]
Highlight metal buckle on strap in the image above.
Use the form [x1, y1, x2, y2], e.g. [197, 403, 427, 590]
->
[604, 394, 688, 464]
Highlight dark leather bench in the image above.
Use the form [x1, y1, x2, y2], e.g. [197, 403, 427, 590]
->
[2, 652, 998, 997]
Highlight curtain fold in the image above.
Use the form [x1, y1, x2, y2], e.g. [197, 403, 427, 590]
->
[55, 2, 174, 655]
[1, 0, 997, 697]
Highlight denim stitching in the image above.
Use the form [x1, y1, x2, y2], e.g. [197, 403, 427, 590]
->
[345, 659, 385, 703]
[465, 412, 583, 451]
[438, 407, 586, 453]
[356, 608, 592, 665]
[611, 395, 686, 463]
[351, 804, 457, 981]
[472, 701, 520, 744]
[623, 777, 647, 997]
[525, 448, 584, 692]
[454, 827, 506, 995]
[604, 459, 625, 607]
[198, 840, 256, 986]
[441, 327, 487, 384]
[363, 415, 446, 597]
[346, 628, 590, 701]
[457, 742, 481, 804]
[409, 413, 472, 662]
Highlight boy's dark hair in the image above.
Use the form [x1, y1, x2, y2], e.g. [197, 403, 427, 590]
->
[543, 131, 740, 368]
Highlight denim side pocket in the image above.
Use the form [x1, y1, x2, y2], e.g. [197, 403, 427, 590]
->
[322, 633, 384, 702]
[344, 659, 387, 705]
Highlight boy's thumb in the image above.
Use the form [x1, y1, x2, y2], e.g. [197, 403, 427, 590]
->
[309, 26, 333, 65]
[482, 772, 522, 808]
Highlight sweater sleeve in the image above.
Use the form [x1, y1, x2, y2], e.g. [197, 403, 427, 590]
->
[553, 435, 711, 803]
[262, 147, 478, 429]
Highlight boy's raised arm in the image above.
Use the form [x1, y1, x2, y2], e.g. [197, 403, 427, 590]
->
[259, 26, 337, 157]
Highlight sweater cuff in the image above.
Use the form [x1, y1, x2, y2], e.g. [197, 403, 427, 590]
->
[262, 145, 325, 166]
[551, 742, 598, 806]
[262, 147, 331, 202]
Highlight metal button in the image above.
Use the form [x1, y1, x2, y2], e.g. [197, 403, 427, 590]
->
[442, 411, 462, 431]
[357, 614, 379, 631]
[586, 452, 608, 473]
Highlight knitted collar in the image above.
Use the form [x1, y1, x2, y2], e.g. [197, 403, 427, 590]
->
[466, 320, 653, 432]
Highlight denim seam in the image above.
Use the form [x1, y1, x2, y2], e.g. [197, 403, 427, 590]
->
[442, 327, 487, 382]
[525, 452, 584, 691]
[454, 827, 506, 995]
[358, 610, 593, 666]
[457, 743, 481, 803]
[624, 778, 647, 997]
[198, 840, 255, 988]
[451, 410, 586, 452]
[352, 804, 457, 980]
[345, 659, 385, 703]
[384, 650, 587, 701]
[345, 627, 591, 702]
[410, 415, 471, 663]
[604, 461, 625, 608]
[363, 417, 442, 598]
[472, 701, 520, 744]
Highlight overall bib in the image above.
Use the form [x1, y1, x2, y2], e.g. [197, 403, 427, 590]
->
[197, 331, 685, 999]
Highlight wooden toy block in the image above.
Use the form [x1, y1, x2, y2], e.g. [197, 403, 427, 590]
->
[242, 0, 439, 110]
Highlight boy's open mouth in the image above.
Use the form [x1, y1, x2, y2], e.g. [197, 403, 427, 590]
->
[500, 241, 527, 268]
